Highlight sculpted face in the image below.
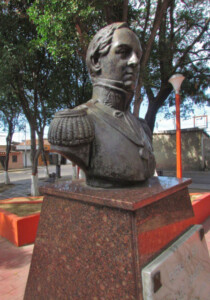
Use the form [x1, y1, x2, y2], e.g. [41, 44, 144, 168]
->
[99, 28, 142, 92]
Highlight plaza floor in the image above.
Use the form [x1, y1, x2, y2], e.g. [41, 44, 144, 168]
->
[0, 238, 33, 300]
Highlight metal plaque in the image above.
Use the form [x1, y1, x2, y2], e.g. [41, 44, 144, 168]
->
[142, 225, 210, 300]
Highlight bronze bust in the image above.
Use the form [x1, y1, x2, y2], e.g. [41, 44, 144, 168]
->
[48, 22, 156, 187]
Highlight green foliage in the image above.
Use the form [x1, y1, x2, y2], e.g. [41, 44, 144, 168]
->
[1, 0, 209, 136]
[0, 0, 92, 132]
[28, 0, 135, 59]
[0, 0, 92, 175]
[0, 85, 24, 171]
[0, 88, 22, 132]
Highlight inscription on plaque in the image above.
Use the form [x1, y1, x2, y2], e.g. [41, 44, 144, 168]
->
[142, 225, 210, 300]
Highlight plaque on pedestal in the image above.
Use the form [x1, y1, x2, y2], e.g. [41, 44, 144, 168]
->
[142, 225, 210, 300]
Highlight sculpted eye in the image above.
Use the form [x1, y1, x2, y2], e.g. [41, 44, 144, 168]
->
[116, 46, 131, 57]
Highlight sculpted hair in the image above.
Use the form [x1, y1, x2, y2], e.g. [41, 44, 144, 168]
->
[86, 22, 128, 78]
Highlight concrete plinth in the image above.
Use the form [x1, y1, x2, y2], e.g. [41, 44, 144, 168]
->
[24, 177, 194, 300]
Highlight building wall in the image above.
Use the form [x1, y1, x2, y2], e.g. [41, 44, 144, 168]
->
[0, 152, 23, 170]
[153, 130, 209, 171]
[203, 137, 210, 169]
[8, 152, 23, 169]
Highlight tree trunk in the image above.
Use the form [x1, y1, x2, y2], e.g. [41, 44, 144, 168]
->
[41, 148, 49, 177]
[4, 171, 10, 185]
[31, 130, 47, 196]
[30, 125, 40, 196]
[30, 125, 37, 175]
[4, 121, 14, 184]
[145, 85, 173, 133]
[133, 0, 171, 117]
[44, 155, 49, 177]
[31, 173, 39, 196]
[145, 101, 160, 133]
[122, 0, 128, 22]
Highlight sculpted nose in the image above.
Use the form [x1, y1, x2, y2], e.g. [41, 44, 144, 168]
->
[128, 52, 139, 67]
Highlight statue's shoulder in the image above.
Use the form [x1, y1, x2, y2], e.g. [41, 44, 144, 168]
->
[48, 106, 94, 146]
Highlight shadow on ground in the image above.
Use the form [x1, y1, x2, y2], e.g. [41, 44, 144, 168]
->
[0, 240, 33, 269]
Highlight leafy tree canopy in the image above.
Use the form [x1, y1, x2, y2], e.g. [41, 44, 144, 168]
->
[0, 89, 23, 132]
[1, 0, 209, 135]
[29, 0, 209, 132]
[0, 0, 96, 185]
[28, 0, 135, 59]
[0, 87, 24, 173]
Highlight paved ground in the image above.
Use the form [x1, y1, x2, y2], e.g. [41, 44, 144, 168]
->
[0, 165, 73, 200]
[162, 170, 210, 193]
[0, 238, 33, 300]
[0, 166, 209, 299]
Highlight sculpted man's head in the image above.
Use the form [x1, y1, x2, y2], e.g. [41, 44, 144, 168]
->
[86, 22, 142, 93]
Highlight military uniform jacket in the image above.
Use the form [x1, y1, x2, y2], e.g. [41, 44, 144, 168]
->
[48, 99, 156, 187]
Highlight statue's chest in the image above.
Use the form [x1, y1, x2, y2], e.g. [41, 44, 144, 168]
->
[89, 120, 148, 180]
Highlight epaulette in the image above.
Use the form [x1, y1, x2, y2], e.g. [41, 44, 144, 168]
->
[48, 108, 94, 146]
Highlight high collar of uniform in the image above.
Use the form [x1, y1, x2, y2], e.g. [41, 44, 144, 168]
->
[92, 78, 133, 111]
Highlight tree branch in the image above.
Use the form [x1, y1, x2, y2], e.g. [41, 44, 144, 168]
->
[134, 0, 171, 116]
[141, 0, 171, 69]
[173, 18, 210, 72]
[75, 19, 87, 60]
[122, 0, 128, 22]
[141, 0, 151, 47]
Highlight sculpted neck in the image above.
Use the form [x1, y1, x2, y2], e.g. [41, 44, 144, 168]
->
[91, 78, 133, 112]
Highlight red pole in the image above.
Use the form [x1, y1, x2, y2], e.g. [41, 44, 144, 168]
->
[175, 93, 182, 178]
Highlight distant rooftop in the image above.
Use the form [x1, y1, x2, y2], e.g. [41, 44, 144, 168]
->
[154, 127, 210, 137]
[18, 138, 50, 146]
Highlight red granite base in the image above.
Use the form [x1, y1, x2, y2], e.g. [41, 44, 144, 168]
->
[24, 177, 194, 300]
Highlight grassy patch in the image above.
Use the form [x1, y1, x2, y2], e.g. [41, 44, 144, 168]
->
[190, 194, 203, 202]
[0, 203, 42, 217]
[2, 196, 43, 202]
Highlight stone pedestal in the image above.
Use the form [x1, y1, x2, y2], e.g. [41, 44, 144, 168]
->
[24, 177, 194, 300]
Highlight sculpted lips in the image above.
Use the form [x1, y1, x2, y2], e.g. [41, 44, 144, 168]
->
[123, 67, 138, 82]
[124, 72, 134, 78]
[123, 72, 136, 83]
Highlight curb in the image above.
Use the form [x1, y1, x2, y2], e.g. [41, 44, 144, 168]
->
[0, 208, 40, 246]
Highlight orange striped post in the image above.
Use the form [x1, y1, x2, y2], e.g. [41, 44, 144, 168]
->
[175, 93, 182, 178]
[169, 74, 185, 179]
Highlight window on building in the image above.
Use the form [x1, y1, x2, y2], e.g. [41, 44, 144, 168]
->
[12, 155, 17, 163]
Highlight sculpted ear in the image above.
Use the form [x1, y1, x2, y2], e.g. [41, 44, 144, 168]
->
[91, 52, 101, 73]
